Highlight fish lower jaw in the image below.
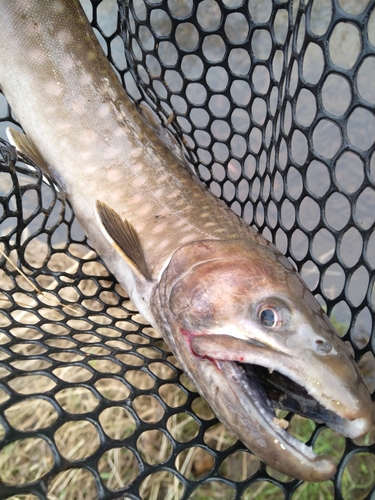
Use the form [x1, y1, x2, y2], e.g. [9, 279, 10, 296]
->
[186, 331, 370, 479]
[216, 360, 337, 481]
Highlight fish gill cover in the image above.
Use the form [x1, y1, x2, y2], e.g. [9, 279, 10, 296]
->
[0, 0, 374, 499]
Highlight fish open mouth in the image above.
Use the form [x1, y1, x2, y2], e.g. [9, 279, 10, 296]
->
[189, 333, 370, 462]
[207, 358, 336, 472]
[215, 358, 344, 436]
[190, 334, 362, 434]
[181, 329, 373, 480]
[246, 363, 342, 426]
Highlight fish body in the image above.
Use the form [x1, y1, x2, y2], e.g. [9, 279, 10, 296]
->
[0, 0, 372, 481]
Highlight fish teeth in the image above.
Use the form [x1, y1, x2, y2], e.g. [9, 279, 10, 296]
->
[273, 417, 289, 429]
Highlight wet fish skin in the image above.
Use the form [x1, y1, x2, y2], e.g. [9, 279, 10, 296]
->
[0, 0, 372, 482]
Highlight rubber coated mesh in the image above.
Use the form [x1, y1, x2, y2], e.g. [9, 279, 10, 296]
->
[0, 1, 374, 499]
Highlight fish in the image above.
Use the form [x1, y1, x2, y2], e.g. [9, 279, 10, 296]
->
[0, 0, 372, 482]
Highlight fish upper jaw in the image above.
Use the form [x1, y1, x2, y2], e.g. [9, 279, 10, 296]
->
[188, 332, 373, 439]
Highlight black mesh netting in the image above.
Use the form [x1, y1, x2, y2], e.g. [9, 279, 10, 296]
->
[0, 0, 375, 499]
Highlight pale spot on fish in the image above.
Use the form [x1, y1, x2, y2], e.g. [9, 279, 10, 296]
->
[151, 223, 169, 234]
[98, 103, 111, 117]
[56, 30, 73, 44]
[130, 194, 143, 205]
[60, 55, 75, 71]
[178, 235, 198, 246]
[80, 129, 98, 145]
[153, 238, 173, 252]
[166, 190, 178, 199]
[174, 218, 189, 227]
[103, 145, 121, 160]
[137, 204, 153, 216]
[278, 254, 294, 271]
[79, 72, 94, 87]
[44, 104, 58, 117]
[114, 127, 127, 139]
[132, 175, 147, 189]
[86, 50, 98, 62]
[70, 99, 86, 115]
[51, 0, 65, 13]
[129, 148, 143, 159]
[154, 190, 166, 199]
[30, 48, 47, 64]
[45, 80, 63, 97]
[112, 189, 124, 201]
[80, 149, 96, 162]
[107, 168, 122, 182]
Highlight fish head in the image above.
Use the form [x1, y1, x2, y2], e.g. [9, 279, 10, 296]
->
[155, 238, 373, 481]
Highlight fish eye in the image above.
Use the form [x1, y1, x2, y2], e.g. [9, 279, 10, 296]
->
[257, 301, 291, 330]
[260, 308, 276, 327]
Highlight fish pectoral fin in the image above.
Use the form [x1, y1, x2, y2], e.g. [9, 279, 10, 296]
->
[6, 127, 49, 172]
[96, 200, 152, 281]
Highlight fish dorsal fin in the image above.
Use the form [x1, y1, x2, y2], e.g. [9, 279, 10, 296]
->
[6, 127, 49, 172]
[96, 200, 152, 281]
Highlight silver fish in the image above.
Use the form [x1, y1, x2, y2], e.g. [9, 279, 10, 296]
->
[0, 0, 372, 481]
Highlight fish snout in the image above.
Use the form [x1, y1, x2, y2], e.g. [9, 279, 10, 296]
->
[344, 414, 374, 439]
[304, 349, 374, 437]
